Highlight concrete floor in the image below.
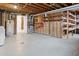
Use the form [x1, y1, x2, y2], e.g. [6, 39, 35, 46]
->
[0, 33, 79, 56]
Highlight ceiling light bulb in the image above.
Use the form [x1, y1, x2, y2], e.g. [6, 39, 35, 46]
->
[14, 5, 17, 9]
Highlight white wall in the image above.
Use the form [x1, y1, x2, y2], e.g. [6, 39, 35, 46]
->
[0, 26, 5, 45]
[17, 15, 27, 33]
[23, 15, 28, 33]
[6, 20, 14, 36]
[17, 15, 21, 33]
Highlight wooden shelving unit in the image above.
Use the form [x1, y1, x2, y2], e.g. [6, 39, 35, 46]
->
[61, 11, 76, 38]
[34, 15, 45, 34]
[76, 19, 79, 29]
[76, 16, 79, 34]
[33, 10, 76, 38]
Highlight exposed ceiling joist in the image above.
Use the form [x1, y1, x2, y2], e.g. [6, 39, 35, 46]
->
[43, 3, 56, 10]
[0, 3, 77, 14]
[34, 3, 49, 9]
[50, 3, 62, 9]
[60, 3, 68, 7]
[0, 3, 29, 13]
[34, 4, 79, 16]
[27, 4, 46, 11]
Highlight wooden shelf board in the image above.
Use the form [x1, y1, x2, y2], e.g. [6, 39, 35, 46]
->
[69, 12, 76, 18]
[62, 27, 76, 31]
[62, 22, 75, 26]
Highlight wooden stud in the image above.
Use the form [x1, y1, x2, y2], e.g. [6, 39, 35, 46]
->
[73, 11, 76, 36]
[67, 11, 69, 38]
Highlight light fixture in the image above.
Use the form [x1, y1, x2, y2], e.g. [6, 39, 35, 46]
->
[44, 13, 47, 17]
[14, 5, 17, 9]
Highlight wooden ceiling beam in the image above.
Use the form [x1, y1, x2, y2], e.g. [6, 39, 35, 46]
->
[51, 3, 62, 9]
[0, 3, 30, 13]
[63, 3, 69, 6]
[23, 4, 47, 13]
[23, 4, 50, 14]
[55, 4, 62, 8]
[58, 3, 65, 7]
[0, 3, 77, 14]
[27, 4, 46, 11]
[59, 3, 69, 7]
[7, 3, 44, 14]
[34, 3, 49, 9]
[33, 3, 54, 12]
[0, 3, 41, 14]
[23, 3, 54, 14]
[42, 3, 56, 10]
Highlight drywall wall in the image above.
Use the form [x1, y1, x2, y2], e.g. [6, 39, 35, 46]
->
[0, 26, 5, 45]
[6, 20, 14, 36]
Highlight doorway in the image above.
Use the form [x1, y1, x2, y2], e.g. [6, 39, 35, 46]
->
[17, 15, 27, 34]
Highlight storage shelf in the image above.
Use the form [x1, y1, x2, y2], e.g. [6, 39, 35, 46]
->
[62, 27, 76, 31]
[62, 16, 76, 22]
[77, 20, 79, 22]
[62, 22, 75, 26]
[77, 25, 79, 29]
[62, 16, 66, 20]
[34, 11, 76, 38]
[69, 18, 76, 21]
[62, 11, 76, 38]
[69, 12, 76, 18]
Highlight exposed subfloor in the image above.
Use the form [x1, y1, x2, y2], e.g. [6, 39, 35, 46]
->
[0, 33, 79, 56]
